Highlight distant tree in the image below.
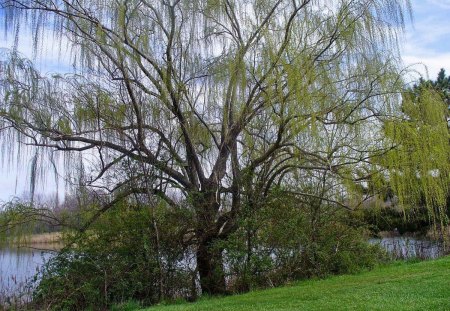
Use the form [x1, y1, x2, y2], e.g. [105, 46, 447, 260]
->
[0, 0, 412, 295]
[413, 68, 450, 122]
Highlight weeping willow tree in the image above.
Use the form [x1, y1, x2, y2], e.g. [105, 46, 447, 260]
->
[0, 0, 413, 295]
[380, 79, 450, 237]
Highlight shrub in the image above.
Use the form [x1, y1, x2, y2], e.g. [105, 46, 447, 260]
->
[222, 196, 387, 292]
[32, 202, 194, 310]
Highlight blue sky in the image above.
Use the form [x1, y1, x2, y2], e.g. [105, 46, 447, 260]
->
[0, 0, 449, 202]
[402, 0, 450, 79]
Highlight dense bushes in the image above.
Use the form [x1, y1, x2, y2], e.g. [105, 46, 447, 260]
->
[221, 195, 386, 293]
[362, 205, 432, 235]
[360, 191, 450, 236]
[27, 194, 387, 310]
[32, 202, 196, 310]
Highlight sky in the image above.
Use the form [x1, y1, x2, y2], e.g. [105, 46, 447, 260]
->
[0, 0, 449, 203]
[402, 0, 450, 80]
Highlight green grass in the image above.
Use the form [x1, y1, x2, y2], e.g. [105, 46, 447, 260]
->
[144, 256, 450, 311]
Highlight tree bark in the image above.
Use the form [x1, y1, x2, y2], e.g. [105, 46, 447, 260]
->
[193, 187, 228, 296]
[196, 237, 227, 296]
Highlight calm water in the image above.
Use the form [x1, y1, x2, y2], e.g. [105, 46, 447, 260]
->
[369, 237, 445, 259]
[0, 247, 54, 300]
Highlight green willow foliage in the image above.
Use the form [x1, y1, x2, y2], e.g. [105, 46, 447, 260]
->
[381, 84, 450, 229]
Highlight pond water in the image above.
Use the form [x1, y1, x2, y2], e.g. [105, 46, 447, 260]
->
[369, 237, 445, 259]
[0, 247, 54, 303]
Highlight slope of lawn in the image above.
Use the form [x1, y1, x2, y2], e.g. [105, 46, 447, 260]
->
[144, 256, 450, 311]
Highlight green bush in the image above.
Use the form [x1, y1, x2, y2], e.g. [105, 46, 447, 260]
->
[32, 202, 195, 310]
[28, 193, 388, 310]
[222, 195, 387, 292]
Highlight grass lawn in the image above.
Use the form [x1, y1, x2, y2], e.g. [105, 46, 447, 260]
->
[143, 256, 450, 311]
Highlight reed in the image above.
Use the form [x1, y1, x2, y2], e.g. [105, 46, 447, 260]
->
[2, 232, 63, 249]
[21, 232, 62, 244]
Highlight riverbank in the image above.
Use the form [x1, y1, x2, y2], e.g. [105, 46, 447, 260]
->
[2, 232, 62, 250]
[141, 256, 450, 311]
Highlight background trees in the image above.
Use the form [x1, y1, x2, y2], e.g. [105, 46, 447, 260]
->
[0, 0, 414, 298]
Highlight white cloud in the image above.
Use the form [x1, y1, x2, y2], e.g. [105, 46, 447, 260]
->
[403, 53, 450, 80]
[401, 0, 450, 79]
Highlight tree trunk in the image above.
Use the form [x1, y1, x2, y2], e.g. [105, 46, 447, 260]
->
[197, 237, 227, 296]
[192, 186, 227, 296]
